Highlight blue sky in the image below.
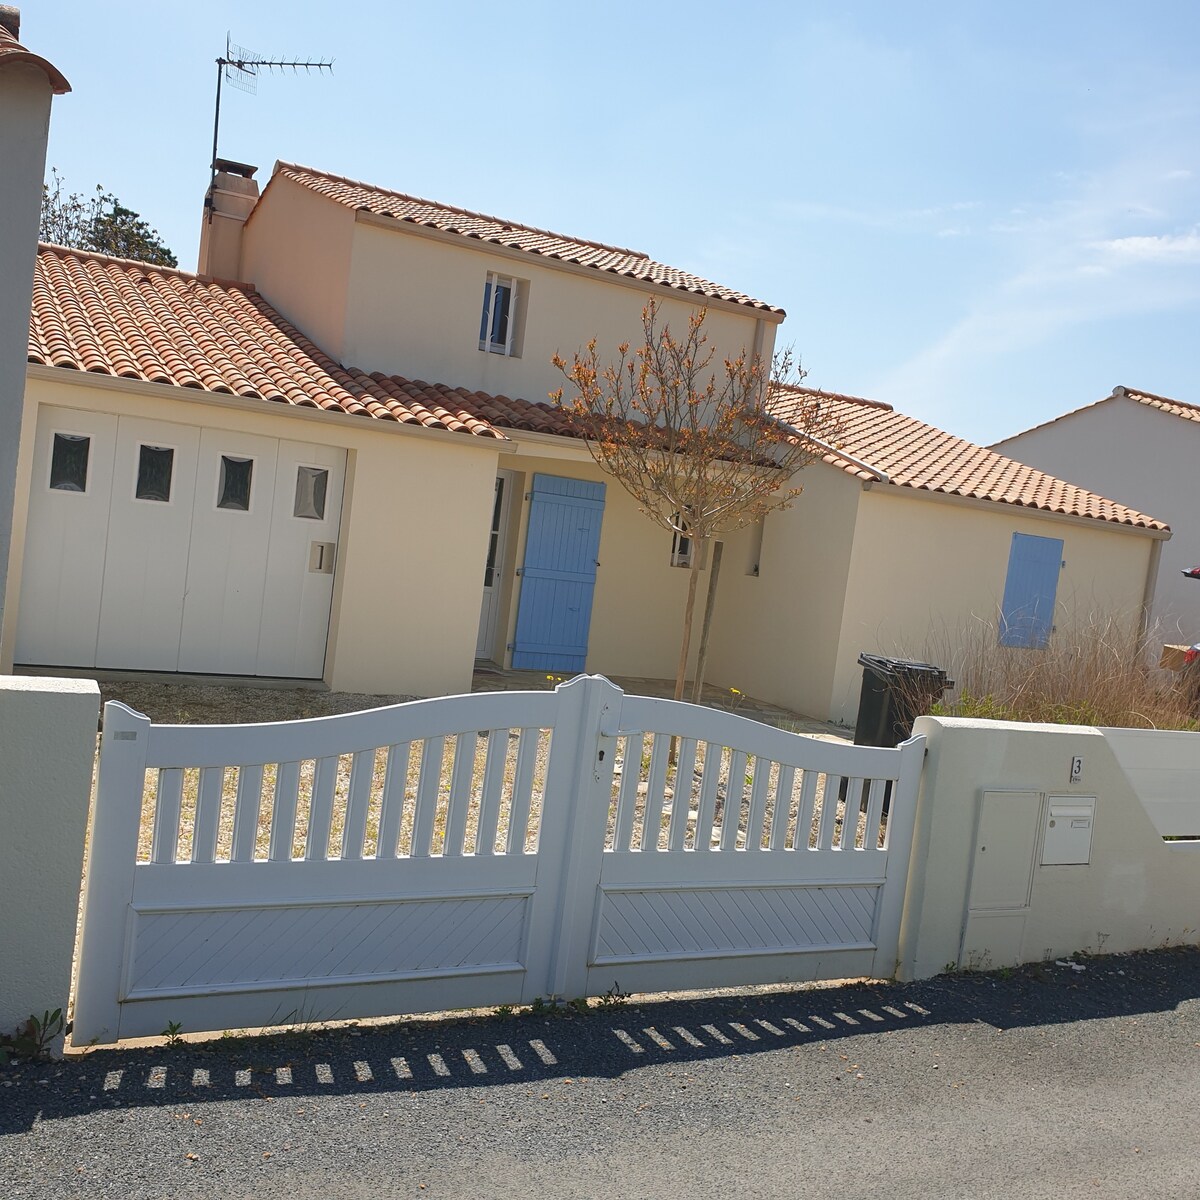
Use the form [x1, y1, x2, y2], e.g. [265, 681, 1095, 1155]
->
[30, 0, 1200, 445]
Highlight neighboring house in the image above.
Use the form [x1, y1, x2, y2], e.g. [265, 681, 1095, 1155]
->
[993, 387, 1199, 645]
[0, 162, 1171, 724]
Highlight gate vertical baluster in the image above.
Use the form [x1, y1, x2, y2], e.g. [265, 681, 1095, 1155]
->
[73, 702, 153, 1046]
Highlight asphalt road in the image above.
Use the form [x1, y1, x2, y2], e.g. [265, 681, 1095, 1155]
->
[2, 949, 1199, 1199]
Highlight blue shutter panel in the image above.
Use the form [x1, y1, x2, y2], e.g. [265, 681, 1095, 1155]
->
[999, 533, 1063, 648]
[511, 474, 606, 672]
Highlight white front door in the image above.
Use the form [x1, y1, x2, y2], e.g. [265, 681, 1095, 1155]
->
[476, 472, 513, 659]
[16, 407, 346, 680]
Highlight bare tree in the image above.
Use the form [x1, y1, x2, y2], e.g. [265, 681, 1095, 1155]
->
[553, 300, 841, 702]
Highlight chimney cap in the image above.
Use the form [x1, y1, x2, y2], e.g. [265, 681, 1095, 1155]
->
[0, 7, 72, 93]
[214, 158, 258, 179]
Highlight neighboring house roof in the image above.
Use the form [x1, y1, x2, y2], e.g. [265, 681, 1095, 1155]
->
[270, 162, 784, 317]
[0, 21, 70, 93]
[770, 386, 1168, 532]
[994, 385, 1200, 443]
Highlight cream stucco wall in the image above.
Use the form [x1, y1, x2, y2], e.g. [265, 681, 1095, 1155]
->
[900, 716, 1200, 981]
[701, 463, 866, 720]
[828, 488, 1160, 725]
[238, 175, 357, 362]
[994, 397, 1197, 642]
[341, 213, 777, 406]
[5, 372, 503, 698]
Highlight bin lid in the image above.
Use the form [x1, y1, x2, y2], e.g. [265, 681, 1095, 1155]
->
[857, 652, 953, 687]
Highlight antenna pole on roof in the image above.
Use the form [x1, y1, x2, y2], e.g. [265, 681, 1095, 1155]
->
[208, 33, 333, 217]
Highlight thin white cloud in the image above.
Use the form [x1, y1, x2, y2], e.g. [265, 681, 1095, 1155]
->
[1097, 230, 1200, 262]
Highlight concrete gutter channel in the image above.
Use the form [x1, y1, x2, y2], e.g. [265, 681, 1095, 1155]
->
[2, 947, 1198, 1198]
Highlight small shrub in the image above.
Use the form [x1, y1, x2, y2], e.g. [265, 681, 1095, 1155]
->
[0, 1009, 64, 1064]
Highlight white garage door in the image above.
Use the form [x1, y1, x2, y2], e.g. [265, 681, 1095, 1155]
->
[16, 407, 346, 679]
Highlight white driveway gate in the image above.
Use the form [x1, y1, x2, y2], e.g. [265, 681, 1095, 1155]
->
[73, 676, 924, 1045]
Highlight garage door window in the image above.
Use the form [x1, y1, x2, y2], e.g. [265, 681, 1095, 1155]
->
[136, 445, 175, 503]
[49, 433, 90, 492]
[217, 456, 253, 511]
[293, 466, 329, 520]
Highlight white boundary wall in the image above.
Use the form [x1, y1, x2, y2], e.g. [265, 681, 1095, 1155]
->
[899, 716, 1200, 980]
[0, 676, 99, 1038]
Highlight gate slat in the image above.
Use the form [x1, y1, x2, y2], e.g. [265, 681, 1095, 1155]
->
[769, 764, 796, 851]
[340, 749, 375, 861]
[840, 777, 865, 850]
[305, 756, 339, 861]
[443, 733, 478, 856]
[720, 750, 747, 851]
[269, 761, 301, 862]
[230, 764, 264, 863]
[694, 742, 722, 852]
[375, 742, 410, 860]
[411, 736, 445, 857]
[668, 737, 698, 852]
[506, 728, 540, 854]
[796, 768, 819, 850]
[191, 767, 225, 864]
[151, 768, 184, 864]
[613, 732, 645, 851]
[863, 776, 886, 851]
[746, 756, 772, 852]
[641, 733, 670, 852]
[816, 774, 841, 851]
[475, 730, 508, 856]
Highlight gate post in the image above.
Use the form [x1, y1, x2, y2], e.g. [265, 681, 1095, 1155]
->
[521, 674, 621, 1004]
[0, 676, 98, 1051]
[71, 702, 151, 1046]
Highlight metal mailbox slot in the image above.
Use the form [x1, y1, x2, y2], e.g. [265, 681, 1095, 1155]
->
[1041, 796, 1096, 866]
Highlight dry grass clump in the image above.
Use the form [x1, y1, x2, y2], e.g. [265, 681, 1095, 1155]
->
[905, 612, 1199, 731]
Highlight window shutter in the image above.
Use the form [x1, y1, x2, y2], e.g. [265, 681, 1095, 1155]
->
[999, 532, 1063, 648]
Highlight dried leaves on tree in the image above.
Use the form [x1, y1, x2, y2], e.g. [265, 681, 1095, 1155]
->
[553, 300, 842, 700]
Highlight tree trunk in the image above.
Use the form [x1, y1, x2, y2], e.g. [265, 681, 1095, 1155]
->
[691, 541, 724, 704]
[673, 552, 703, 701]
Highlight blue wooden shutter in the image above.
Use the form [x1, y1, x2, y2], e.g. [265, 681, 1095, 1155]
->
[511, 474, 606, 672]
[999, 532, 1063, 648]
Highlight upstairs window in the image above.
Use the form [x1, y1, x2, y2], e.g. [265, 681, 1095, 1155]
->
[479, 271, 522, 357]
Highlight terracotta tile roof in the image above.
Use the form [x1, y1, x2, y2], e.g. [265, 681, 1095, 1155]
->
[1115, 385, 1200, 424]
[28, 244, 506, 438]
[770, 386, 1168, 531]
[0, 21, 70, 93]
[270, 162, 784, 316]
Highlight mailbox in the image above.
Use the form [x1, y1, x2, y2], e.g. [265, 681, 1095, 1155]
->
[1041, 796, 1096, 866]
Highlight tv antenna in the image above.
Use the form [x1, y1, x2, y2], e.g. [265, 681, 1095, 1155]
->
[209, 34, 333, 195]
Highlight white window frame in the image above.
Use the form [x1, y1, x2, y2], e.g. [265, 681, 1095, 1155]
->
[670, 509, 693, 568]
[479, 271, 520, 357]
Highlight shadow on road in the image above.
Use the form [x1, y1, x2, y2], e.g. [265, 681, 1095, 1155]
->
[3, 946, 1197, 1133]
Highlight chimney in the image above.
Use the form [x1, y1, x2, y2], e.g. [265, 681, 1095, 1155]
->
[197, 158, 259, 281]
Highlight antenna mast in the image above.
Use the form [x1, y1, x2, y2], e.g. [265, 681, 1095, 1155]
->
[210, 34, 333, 200]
